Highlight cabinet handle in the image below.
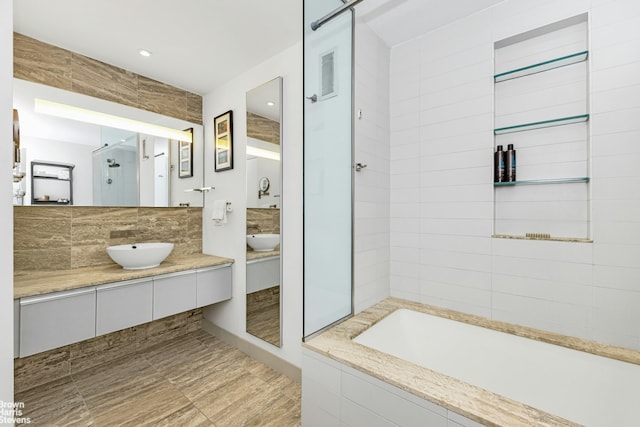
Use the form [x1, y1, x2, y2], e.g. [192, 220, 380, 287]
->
[20, 287, 96, 305]
[196, 263, 232, 273]
[97, 278, 152, 291]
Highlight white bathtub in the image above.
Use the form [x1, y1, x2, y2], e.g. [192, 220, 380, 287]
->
[353, 308, 640, 427]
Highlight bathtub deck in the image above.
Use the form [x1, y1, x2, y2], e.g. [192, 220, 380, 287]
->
[303, 297, 640, 427]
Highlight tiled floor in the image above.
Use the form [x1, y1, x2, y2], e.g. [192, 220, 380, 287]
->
[15, 329, 301, 426]
[246, 300, 280, 347]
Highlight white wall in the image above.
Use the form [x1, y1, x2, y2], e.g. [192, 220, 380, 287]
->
[1, 0, 14, 405]
[388, 0, 640, 349]
[202, 42, 303, 367]
[353, 19, 391, 313]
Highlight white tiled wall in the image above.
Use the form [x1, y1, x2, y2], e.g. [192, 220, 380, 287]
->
[302, 348, 483, 427]
[386, 0, 640, 350]
[353, 19, 391, 313]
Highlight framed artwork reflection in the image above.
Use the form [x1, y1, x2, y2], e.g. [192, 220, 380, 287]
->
[214, 110, 233, 172]
[178, 127, 194, 178]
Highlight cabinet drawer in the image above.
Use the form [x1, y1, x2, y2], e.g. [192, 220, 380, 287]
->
[20, 287, 96, 357]
[96, 278, 153, 336]
[153, 270, 197, 320]
[196, 265, 232, 307]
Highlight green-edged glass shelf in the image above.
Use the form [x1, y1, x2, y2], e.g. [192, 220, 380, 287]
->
[494, 114, 589, 135]
[494, 177, 589, 187]
[494, 50, 588, 83]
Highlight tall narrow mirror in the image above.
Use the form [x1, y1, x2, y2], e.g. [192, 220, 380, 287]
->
[245, 77, 283, 347]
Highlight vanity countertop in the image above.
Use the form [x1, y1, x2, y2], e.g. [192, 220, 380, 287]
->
[246, 249, 279, 261]
[14, 253, 234, 299]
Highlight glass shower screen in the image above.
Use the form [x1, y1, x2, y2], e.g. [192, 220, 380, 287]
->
[303, 0, 353, 338]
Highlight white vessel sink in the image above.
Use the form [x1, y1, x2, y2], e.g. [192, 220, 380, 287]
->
[246, 234, 280, 252]
[107, 242, 174, 270]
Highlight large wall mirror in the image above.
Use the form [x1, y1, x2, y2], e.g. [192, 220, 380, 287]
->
[245, 77, 282, 347]
[12, 78, 205, 207]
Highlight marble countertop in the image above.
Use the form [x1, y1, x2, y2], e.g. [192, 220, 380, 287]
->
[246, 249, 280, 261]
[304, 297, 640, 427]
[14, 253, 234, 299]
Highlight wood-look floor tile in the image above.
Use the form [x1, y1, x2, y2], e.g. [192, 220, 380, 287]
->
[154, 404, 213, 427]
[15, 377, 93, 427]
[73, 354, 191, 426]
[15, 329, 301, 426]
[91, 380, 191, 427]
[193, 371, 269, 416]
[269, 375, 302, 401]
[14, 347, 71, 394]
[244, 394, 301, 427]
[71, 353, 153, 397]
[203, 381, 288, 427]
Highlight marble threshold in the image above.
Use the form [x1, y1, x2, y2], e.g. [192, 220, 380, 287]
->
[303, 297, 640, 427]
[14, 253, 234, 299]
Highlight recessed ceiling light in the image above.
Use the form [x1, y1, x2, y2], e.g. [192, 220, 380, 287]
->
[138, 49, 152, 57]
[266, 101, 275, 107]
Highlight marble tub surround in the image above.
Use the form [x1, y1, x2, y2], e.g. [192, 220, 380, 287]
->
[304, 298, 640, 427]
[14, 206, 203, 272]
[14, 252, 232, 299]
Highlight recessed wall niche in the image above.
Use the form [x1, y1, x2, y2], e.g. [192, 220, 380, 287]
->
[492, 14, 591, 242]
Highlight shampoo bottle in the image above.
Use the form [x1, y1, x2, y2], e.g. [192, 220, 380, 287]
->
[494, 145, 505, 182]
[505, 143, 516, 182]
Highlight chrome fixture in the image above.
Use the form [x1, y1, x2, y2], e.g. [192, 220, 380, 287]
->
[355, 162, 367, 172]
[311, 0, 365, 31]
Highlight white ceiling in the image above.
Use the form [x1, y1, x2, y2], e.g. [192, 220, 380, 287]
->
[13, 0, 505, 96]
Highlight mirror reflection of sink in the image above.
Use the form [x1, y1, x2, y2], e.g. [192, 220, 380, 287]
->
[107, 242, 174, 270]
[246, 234, 280, 252]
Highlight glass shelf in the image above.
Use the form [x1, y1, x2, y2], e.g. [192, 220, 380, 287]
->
[494, 177, 589, 187]
[494, 51, 588, 83]
[494, 114, 589, 135]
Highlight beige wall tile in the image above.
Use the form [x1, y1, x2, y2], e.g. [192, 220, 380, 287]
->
[13, 32, 203, 124]
[70, 53, 138, 108]
[14, 206, 203, 271]
[13, 33, 72, 91]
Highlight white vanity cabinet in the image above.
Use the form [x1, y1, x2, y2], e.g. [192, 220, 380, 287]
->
[96, 278, 153, 335]
[14, 299, 20, 358]
[246, 257, 279, 293]
[19, 287, 96, 357]
[16, 263, 233, 357]
[196, 264, 232, 307]
[153, 270, 197, 320]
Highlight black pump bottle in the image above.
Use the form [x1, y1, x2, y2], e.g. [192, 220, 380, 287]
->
[494, 145, 505, 182]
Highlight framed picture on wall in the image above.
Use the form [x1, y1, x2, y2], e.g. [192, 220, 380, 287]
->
[214, 110, 233, 172]
[178, 127, 194, 178]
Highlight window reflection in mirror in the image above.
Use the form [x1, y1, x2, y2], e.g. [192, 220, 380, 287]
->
[12, 78, 204, 207]
[245, 77, 283, 347]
